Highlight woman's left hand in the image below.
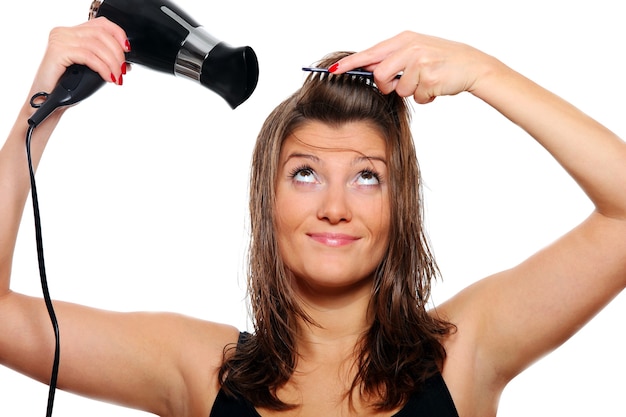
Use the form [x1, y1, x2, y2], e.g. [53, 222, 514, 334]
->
[330, 31, 496, 104]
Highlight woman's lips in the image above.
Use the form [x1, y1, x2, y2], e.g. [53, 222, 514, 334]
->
[307, 233, 360, 247]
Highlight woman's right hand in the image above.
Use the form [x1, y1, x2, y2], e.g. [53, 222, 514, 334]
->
[29, 16, 129, 99]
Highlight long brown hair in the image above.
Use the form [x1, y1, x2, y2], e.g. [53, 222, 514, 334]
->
[219, 52, 455, 411]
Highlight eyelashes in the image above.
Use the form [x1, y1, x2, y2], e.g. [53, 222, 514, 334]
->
[359, 168, 383, 185]
[288, 164, 315, 180]
[288, 164, 384, 185]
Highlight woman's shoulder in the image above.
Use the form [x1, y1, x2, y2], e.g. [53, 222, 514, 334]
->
[169, 315, 241, 370]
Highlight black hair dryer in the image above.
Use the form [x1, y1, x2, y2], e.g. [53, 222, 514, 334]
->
[28, 0, 258, 127]
[89, 0, 258, 107]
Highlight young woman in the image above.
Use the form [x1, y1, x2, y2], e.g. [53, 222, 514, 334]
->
[1, 17, 625, 417]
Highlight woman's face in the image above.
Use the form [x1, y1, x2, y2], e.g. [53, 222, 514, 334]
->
[274, 120, 391, 297]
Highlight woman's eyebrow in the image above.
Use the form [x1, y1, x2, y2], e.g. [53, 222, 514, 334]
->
[282, 152, 320, 167]
[353, 155, 387, 166]
[282, 152, 387, 169]
[283, 153, 387, 166]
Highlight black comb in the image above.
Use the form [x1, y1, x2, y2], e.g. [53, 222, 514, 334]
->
[302, 67, 402, 79]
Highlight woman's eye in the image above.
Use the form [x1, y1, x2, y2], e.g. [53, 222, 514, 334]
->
[355, 170, 381, 185]
[291, 167, 317, 183]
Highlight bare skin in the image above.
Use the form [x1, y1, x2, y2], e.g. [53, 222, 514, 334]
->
[1, 22, 625, 417]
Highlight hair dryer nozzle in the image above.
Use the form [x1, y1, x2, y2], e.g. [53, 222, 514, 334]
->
[200, 43, 258, 109]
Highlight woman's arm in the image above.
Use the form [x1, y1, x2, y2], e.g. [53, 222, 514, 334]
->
[0, 18, 238, 417]
[451, 51, 626, 376]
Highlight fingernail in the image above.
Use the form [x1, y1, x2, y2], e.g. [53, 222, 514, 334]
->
[118, 74, 123, 86]
[110, 73, 117, 83]
[328, 63, 339, 73]
[121, 62, 127, 75]
[125, 39, 131, 52]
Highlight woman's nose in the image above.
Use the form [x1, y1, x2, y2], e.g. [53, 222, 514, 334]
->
[317, 183, 352, 224]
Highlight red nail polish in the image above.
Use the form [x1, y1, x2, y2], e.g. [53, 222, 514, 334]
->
[118, 74, 124, 86]
[125, 39, 131, 52]
[110, 73, 117, 83]
[329, 63, 339, 73]
[121, 62, 127, 75]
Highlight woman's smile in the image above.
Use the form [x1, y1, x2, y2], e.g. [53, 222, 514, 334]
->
[306, 232, 361, 247]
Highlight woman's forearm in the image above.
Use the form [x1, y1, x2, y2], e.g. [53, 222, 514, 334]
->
[0, 101, 65, 293]
[471, 59, 626, 219]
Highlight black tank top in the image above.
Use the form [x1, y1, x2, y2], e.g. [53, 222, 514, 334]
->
[209, 334, 459, 417]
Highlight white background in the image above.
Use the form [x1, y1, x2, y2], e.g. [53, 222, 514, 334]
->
[1, 0, 625, 415]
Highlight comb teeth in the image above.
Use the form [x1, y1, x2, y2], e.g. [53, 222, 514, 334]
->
[302, 67, 377, 86]
[302, 67, 402, 79]
[302, 67, 376, 78]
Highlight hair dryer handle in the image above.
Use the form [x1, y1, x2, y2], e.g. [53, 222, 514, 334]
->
[200, 43, 259, 109]
[29, 64, 106, 127]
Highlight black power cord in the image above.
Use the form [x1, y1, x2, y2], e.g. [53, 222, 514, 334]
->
[24, 64, 106, 417]
[25, 122, 61, 417]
